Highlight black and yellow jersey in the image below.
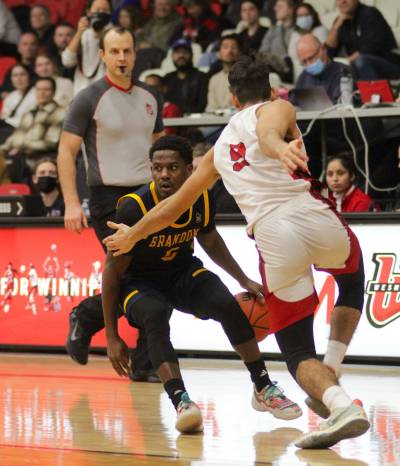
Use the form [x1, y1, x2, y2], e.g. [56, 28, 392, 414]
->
[115, 181, 215, 278]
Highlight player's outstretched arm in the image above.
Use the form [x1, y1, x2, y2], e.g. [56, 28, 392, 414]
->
[102, 252, 132, 377]
[256, 99, 309, 174]
[103, 149, 220, 255]
[197, 228, 265, 304]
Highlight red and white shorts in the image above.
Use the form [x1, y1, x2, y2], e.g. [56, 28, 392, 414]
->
[254, 192, 361, 334]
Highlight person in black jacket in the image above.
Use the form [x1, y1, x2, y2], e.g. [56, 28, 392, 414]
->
[164, 39, 208, 114]
[326, 0, 400, 80]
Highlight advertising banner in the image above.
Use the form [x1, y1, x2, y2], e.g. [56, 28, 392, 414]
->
[0, 223, 399, 358]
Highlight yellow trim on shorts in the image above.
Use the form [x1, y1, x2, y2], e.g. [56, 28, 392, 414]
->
[123, 290, 139, 313]
[192, 268, 208, 277]
[203, 190, 210, 227]
[117, 193, 148, 216]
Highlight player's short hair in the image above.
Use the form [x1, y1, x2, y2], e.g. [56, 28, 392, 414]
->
[99, 26, 136, 50]
[228, 55, 271, 105]
[149, 135, 193, 165]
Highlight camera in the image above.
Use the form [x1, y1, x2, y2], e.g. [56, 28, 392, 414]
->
[88, 12, 111, 32]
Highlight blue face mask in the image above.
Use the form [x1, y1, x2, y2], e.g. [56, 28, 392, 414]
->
[305, 58, 325, 76]
[296, 15, 313, 30]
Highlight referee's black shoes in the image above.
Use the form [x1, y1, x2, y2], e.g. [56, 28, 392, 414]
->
[66, 308, 92, 365]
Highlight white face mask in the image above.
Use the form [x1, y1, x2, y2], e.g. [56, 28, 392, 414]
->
[296, 15, 313, 30]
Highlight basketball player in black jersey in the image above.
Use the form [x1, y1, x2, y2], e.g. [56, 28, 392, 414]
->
[102, 135, 301, 433]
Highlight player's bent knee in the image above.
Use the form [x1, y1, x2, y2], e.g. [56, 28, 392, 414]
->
[335, 257, 365, 313]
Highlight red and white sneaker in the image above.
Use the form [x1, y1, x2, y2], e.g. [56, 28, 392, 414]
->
[252, 382, 302, 420]
[175, 392, 203, 433]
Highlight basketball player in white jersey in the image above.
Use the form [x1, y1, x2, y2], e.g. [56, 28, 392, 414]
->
[102, 56, 370, 449]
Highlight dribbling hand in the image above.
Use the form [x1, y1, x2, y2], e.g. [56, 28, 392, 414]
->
[103, 221, 135, 255]
[242, 279, 265, 305]
[279, 139, 309, 174]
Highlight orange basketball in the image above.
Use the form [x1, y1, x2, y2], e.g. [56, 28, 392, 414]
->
[235, 292, 270, 342]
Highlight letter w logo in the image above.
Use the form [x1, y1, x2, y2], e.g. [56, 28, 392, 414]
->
[366, 253, 400, 328]
[229, 142, 249, 172]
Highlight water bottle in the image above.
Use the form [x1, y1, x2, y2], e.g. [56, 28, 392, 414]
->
[340, 67, 353, 105]
[81, 198, 90, 218]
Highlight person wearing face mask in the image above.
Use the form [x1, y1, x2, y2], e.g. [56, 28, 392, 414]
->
[32, 158, 65, 217]
[294, 34, 350, 105]
[288, 3, 327, 78]
[62, 0, 113, 95]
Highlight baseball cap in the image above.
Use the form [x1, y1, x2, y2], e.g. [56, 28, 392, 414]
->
[171, 38, 192, 52]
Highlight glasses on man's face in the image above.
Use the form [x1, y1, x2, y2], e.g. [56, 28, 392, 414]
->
[300, 48, 320, 67]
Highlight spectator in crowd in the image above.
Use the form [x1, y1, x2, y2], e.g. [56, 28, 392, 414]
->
[237, 0, 268, 54]
[47, 22, 76, 79]
[32, 157, 65, 216]
[62, 0, 112, 95]
[175, 0, 231, 51]
[136, 0, 183, 52]
[0, 151, 9, 185]
[325, 154, 378, 212]
[164, 39, 208, 114]
[29, 4, 55, 51]
[34, 53, 73, 108]
[0, 77, 65, 178]
[0, 0, 21, 57]
[293, 33, 384, 179]
[326, 0, 400, 80]
[206, 34, 242, 113]
[288, 2, 327, 74]
[259, 0, 297, 82]
[294, 34, 350, 105]
[192, 141, 241, 213]
[0, 65, 36, 140]
[144, 73, 182, 133]
[0, 32, 38, 96]
[116, 5, 144, 34]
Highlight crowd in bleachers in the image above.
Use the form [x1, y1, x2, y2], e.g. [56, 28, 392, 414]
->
[0, 0, 399, 214]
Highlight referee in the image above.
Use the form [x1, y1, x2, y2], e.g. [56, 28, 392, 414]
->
[58, 26, 165, 382]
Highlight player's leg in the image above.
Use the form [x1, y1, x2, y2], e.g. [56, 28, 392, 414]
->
[174, 266, 301, 420]
[275, 315, 369, 449]
[66, 210, 157, 380]
[124, 291, 202, 433]
[323, 251, 365, 377]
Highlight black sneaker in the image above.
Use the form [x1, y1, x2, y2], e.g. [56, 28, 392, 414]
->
[66, 308, 92, 365]
[128, 368, 161, 383]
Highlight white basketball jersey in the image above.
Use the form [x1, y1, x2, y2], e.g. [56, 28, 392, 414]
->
[213, 102, 311, 233]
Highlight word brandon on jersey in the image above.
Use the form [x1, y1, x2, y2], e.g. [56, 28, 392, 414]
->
[148, 228, 200, 249]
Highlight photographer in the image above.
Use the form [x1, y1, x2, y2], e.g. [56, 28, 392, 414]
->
[62, 0, 112, 95]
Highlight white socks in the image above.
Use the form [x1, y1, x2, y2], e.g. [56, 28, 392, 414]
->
[323, 340, 347, 376]
[322, 385, 352, 412]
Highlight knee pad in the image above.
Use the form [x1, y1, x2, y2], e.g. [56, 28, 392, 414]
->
[335, 256, 365, 312]
[275, 314, 316, 380]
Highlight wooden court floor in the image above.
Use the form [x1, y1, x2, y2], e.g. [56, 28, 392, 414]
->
[0, 354, 399, 466]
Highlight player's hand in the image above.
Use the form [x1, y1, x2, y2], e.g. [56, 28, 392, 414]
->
[107, 336, 130, 377]
[242, 279, 265, 305]
[64, 203, 88, 234]
[103, 221, 135, 255]
[279, 139, 309, 174]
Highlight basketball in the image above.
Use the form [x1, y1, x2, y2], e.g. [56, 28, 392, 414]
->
[235, 292, 270, 342]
